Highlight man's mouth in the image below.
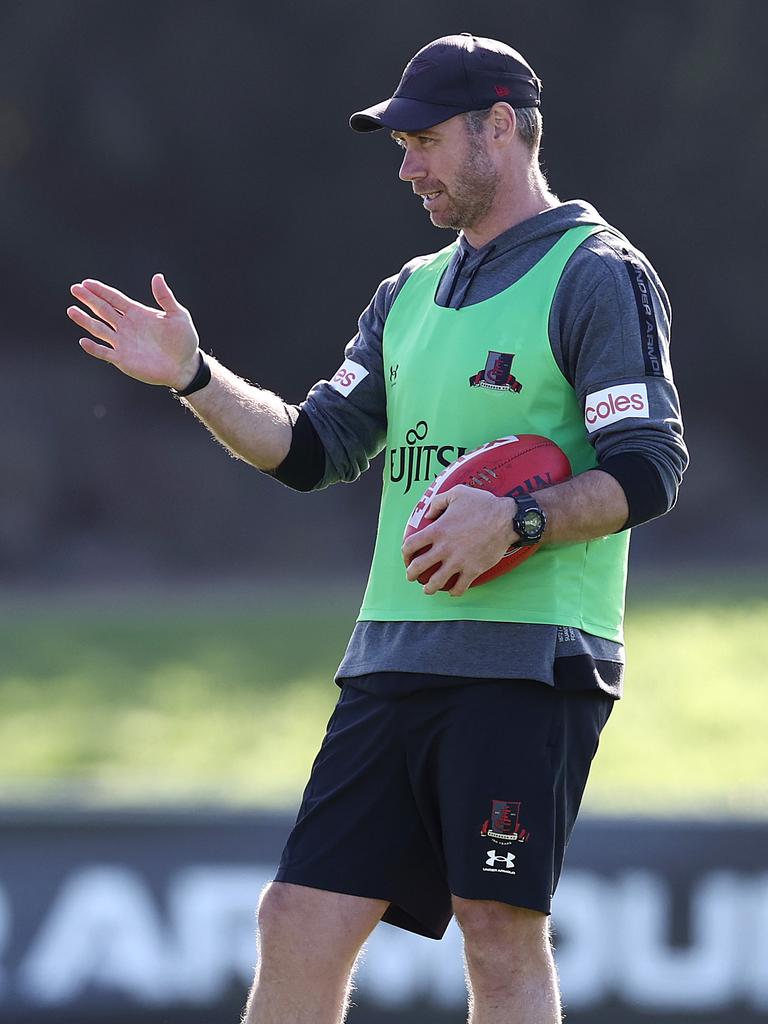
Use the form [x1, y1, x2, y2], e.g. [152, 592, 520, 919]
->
[418, 190, 443, 207]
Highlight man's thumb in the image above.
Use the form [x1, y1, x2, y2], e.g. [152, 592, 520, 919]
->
[152, 273, 182, 313]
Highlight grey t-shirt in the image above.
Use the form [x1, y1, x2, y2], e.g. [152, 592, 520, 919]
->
[297, 201, 688, 698]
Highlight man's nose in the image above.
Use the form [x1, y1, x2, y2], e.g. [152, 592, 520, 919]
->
[399, 148, 426, 182]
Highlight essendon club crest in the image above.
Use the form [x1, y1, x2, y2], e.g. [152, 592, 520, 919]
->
[469, 351, 523, 393]
[480, 800, 530, 845]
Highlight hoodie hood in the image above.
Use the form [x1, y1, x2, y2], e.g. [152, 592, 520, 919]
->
[441, 200, 610, 310]
[458, 200, 609, 259]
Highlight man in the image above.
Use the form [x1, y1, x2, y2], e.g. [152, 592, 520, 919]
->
[67, 33, 687, 1024]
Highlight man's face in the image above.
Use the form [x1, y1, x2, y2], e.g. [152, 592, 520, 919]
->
[392, 114, 500, 233]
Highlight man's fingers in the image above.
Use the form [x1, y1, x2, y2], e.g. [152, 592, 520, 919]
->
[80, 278, 139, 313]
[67, 305, 117, 344]
[405, 545, 442, 583]
[402, 523, 440, 563]
[79, 337, 117, 364]
[422, 556, 462, 594]
[151, 273, 183, 314]
[448, 573, 470, 597]
[70, 284, 122, 329]
[424, 492, 450, 520]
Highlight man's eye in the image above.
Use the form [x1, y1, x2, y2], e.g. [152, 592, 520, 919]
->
[392, 136, 434, 149]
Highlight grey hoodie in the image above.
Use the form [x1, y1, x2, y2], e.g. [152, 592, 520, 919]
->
[276, 200, 688, 698]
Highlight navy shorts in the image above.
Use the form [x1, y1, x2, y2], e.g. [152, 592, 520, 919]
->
[276, 674, 614, 939]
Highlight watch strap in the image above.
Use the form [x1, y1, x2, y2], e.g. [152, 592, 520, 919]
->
[512, 493, 547, 545]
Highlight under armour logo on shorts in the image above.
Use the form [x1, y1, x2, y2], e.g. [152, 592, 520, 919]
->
[485, 850, 516, 870]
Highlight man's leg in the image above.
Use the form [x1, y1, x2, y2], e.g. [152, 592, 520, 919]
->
[242, 881, 388, 1024]
[453, 896, 561, 1024]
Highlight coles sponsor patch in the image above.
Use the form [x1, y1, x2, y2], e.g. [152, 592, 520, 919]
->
[329, 358, 369, 397]
[584, 383, 649, 433]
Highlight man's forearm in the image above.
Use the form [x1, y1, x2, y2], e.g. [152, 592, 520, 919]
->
[402, 467, 631, 597]
[181, 356, 293, 471]
[536, 469, 629, 545]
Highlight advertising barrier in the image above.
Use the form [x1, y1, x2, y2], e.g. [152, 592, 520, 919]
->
[0, 809, 766, 1023]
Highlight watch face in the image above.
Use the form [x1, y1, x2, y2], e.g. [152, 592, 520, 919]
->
[520, 509, 544, 538]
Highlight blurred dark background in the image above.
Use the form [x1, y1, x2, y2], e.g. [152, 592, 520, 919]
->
[1, 0, 766, 584]
[0, 7, 766, 1023]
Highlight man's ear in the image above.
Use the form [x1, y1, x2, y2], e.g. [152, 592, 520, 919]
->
[489, 102, 517, 145]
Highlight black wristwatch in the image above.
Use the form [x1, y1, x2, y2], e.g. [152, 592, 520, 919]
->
[511, 494, 547, 546]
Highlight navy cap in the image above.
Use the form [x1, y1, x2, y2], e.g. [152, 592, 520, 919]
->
[350, 33, 541, 134]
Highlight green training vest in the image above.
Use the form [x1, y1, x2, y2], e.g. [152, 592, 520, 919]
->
[359, 223, 629, 642]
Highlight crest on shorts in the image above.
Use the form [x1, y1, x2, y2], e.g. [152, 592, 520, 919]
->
[469, 351, 523, 393]
[480, 800, 530, 845]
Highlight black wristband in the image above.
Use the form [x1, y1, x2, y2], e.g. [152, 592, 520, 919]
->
[598, 452, 670, 530]
[171, 351, 211, 398]
[270, 407, 327, 492]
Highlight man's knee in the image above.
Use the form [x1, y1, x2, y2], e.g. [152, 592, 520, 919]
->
[257, 882, 303, 944]
[257, 881, 387, 961]
[452, 896, 552, 969]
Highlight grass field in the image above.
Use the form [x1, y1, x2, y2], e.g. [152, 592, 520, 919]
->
[1, 578, 766, 814]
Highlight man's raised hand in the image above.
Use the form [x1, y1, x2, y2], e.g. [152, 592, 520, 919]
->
[67, 274, 201, 390]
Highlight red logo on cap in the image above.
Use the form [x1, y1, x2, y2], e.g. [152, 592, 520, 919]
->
[494, 84, 511, 97]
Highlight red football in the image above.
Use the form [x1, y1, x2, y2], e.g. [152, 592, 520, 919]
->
[403, 435, 572, 590]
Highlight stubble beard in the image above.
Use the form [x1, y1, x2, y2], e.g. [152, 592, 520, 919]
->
[429, 138, 500, 232]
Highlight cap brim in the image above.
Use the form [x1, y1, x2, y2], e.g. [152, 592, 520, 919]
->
[349, 96, 467, 133]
